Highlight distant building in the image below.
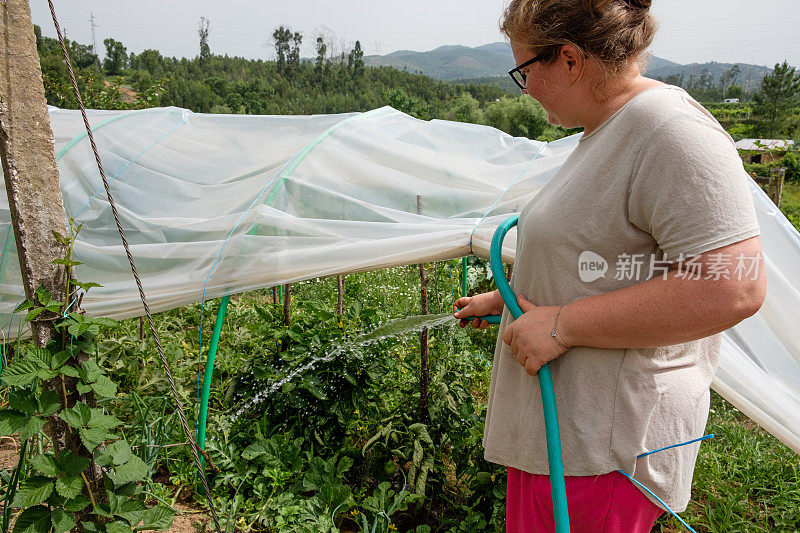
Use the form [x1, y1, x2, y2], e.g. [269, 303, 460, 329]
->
[723, 98, 740, 103]
[735, 138, 795, 164]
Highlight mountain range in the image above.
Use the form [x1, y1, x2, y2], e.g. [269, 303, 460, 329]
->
[364, 42, 775, 91]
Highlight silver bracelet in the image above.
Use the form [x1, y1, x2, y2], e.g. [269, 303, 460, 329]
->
[551, 304, 568, 349]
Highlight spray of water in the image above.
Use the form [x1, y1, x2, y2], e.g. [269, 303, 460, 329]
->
[226, 312, 461, 425]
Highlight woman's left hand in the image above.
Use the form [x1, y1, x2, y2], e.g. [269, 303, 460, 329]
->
[503, 294, 571, 375]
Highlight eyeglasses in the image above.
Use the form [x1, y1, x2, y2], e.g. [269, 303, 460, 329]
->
[508, 50, 551, 91]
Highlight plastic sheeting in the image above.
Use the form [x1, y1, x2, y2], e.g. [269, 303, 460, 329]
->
[1, 106, 799, 455]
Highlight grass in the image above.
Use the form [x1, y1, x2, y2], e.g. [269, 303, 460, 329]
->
[780, 181, 800, 232]
[655, 393, 800, 532]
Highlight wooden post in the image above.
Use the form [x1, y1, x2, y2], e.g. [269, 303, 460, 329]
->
[338, 198, 346, 319]
[337, 274, 344, 317]
[283, 284, 291, 326]
[281, 283, 291, 351]
[272, 286, 278, 305]
[416, 195, 429, 424]
[0, 0, 69, 347]
[771, 167, 785, 208]
[753, 169, 786, 209]
[433, 262, 441, 313]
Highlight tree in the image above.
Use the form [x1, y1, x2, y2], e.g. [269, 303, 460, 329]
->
[102, 37, 127, 75]
[288, 30, 302, 69]
[782, 150, 800, 182]
[132, 49, 166, 77]
[273, 26, 291, 74]
[484, 96, 548, 139]
[720, 64, 741, 94]
[446, 92, 483, 124]
[753, 61, 800, 137]
[67, 41, 98, 69]
[198, 17, 211, 67]
[386, 88, 429, 119]
[725, 84, 744, 100]
[273, 26, 301, 76]
[315, 36, 327, 73]
[697, 68, 714, 90]
[350, 40, 364, 80]
[661, 72, 685, 88]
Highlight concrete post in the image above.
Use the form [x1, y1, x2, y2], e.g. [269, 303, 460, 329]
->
[0, 5, 102, 519]
[0, 0, 69, 347]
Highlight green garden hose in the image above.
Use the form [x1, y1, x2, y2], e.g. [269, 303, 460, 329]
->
[461, 214, 570, 532]
[197, 294, 230, 468]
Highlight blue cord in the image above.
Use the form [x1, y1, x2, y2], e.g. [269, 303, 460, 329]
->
[62, 295, 79, 316]
[473, 352, 491, 366]
[617, 434, 715, 532]
[616, 470, 697, 533]
[637, 434, 715, 459]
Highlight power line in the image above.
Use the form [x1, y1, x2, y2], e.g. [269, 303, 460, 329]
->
[89, 12, 97, 52]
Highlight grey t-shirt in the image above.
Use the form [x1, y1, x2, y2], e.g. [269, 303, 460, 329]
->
[483, 85, 761, 511]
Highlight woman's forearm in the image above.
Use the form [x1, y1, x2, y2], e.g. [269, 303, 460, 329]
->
[558, 270, 765, 350]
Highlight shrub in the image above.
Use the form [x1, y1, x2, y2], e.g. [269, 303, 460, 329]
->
[483, 96, 548, 139]
[782, 151, 800, 182]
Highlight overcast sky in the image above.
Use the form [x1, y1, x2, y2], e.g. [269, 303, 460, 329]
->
[31, 1, 800, 69]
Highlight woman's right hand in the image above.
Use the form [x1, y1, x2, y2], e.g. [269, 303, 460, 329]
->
[453, 290, 504, 330]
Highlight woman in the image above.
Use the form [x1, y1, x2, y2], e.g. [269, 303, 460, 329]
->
[453, 1, 767, 531]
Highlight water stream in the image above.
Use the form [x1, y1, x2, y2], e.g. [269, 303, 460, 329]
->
[227, 312, 462, 423]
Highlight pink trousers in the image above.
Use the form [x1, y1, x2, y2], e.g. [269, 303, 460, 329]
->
[506, 468, 664, 533]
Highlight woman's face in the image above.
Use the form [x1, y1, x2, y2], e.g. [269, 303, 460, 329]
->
[510, 43, 581, 128]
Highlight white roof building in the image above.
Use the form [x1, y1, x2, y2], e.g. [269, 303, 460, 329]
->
[735, 138, 795, 151]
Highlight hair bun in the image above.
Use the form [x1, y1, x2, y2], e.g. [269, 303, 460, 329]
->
[583, 0, 611, 14]
[624, 0, 652, 9]
[583, 0, 651, 16]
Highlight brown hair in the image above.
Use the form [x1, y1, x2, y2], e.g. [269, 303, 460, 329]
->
[500, 0, 657, 80]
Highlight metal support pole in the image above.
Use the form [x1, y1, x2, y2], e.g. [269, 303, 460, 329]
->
[196, 295, 230, 466]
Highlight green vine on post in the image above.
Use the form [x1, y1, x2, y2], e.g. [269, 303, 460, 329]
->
[0, 222, 174, 532]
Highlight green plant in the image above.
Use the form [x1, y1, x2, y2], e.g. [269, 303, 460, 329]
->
[124, 393, 177, 483]
[782, 150, 800, 182]
[358, 480, 421, 533]
[0, 224, 174, 532]
[208, 433, 358, 532]
[225, 297, 387, 448]
[483, 95, 548, 139]
[0, 301, 174, 531]
[726, 123, 753, 139]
